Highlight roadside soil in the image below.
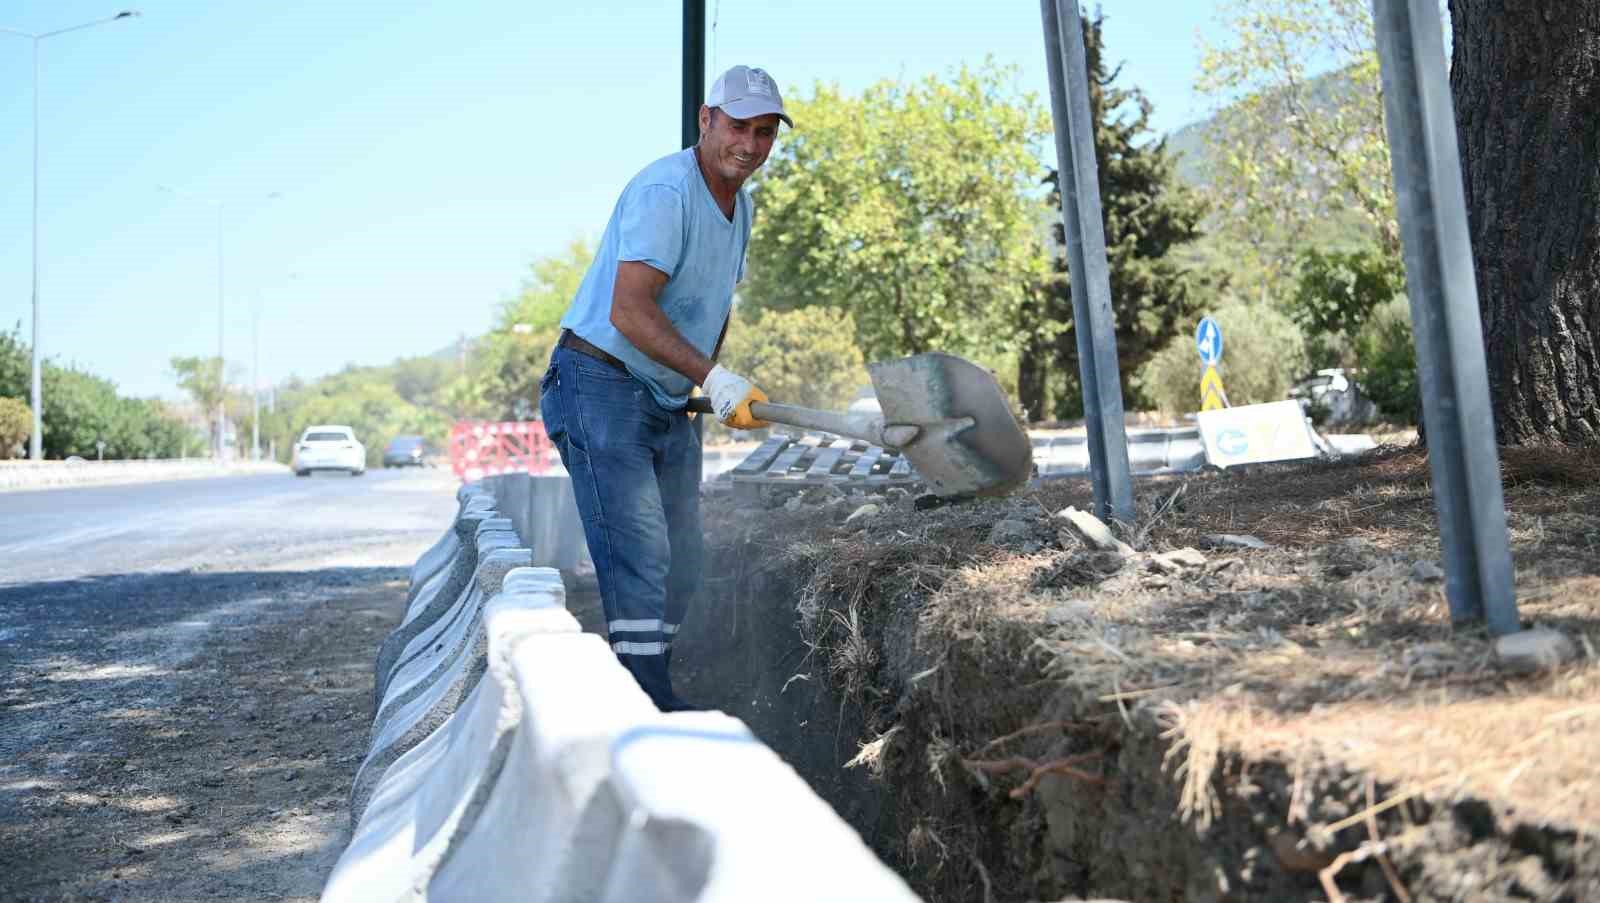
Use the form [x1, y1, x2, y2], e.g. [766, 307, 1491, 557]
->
[0, 562, 407, 901]
[679, 444, 1600, 902]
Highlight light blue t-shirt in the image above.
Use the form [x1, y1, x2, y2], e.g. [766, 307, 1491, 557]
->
[559, 148, 751, 411]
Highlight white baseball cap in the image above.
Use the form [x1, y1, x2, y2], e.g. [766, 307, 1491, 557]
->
[707, 65, 793, 128]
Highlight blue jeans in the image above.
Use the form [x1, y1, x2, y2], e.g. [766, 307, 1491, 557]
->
[538, 346, 704, 710]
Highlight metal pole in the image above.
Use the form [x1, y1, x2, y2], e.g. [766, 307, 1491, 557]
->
[1040, 0, 1134, 524]
[5, 13, 139, 460]
[29, 38, 42, 460]
[682, 0, 705, 149]
[215, 203, 225, 462]
[251, 302, 260, 462]
[1371, 0, 1518, 635]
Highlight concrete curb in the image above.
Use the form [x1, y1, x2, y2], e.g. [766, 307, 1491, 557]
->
[0, 460, 290, 493]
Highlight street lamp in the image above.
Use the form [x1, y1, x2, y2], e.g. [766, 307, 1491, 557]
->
[253, 272, 299, 462]
[2, 10, 140, 461]
[158, 186, 280, 461]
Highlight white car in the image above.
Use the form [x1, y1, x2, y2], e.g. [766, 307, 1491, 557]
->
[293, 425, 367, 477]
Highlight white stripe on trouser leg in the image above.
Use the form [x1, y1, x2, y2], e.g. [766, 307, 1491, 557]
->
[611, 641, 667, 655]
[609, 618, 664, 634]
[663, 623, 680, 635]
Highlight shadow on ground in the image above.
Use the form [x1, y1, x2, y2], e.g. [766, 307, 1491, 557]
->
[0, 567, 408, 901]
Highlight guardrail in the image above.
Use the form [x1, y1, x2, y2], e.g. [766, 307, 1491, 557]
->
[325, 483, 919, 902]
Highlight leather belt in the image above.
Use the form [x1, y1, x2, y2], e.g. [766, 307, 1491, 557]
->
[559, 330, 628, 372]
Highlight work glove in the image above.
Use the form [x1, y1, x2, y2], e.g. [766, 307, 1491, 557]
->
[703, 364, 770, 430]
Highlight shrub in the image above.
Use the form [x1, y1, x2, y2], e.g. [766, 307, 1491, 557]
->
[1354, 297, 1418, 421]
[0, 396, 31, 459]
[1138, 301, 1307, 415]
[1288, 245, 1405, 369]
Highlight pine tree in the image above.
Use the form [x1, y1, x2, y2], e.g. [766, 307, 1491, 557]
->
[1022, 10, 1210, 420]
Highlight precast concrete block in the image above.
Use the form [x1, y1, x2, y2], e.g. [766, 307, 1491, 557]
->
[425, 633, 659, 902]
[351, 589, 574, 825]
[374, 543, 528, 737]
[410, 493, 495, 600]
[525, 473, 593, 573]
[595, 712, 922, 903]
[324, 574, 573, 902]
[374, 509, 499, 708]
[380, 535, 524, 700]
[485, 473, 535, 549]
[475, 516, 514, 540]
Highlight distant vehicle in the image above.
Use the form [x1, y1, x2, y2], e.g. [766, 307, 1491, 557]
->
[293, 425, 366, 477]
[382, 435, 432, 468]
[1288, 369, 1378, 426]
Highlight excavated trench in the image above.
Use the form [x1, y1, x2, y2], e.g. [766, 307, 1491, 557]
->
[572, 473, 1598, 903]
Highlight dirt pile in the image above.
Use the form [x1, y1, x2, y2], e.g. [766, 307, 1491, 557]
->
[690, 446, 1600, 902]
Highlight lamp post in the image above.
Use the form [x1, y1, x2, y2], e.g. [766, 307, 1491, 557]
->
[158, 186, 279, 461]
[2, 11, 140, 461]
[253, 272, 299, 462]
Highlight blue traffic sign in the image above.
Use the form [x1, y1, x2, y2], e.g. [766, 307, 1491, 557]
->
[1196, 316, 1223, 365]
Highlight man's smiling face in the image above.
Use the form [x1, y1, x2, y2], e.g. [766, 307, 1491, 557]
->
[698, 107, 780, 188]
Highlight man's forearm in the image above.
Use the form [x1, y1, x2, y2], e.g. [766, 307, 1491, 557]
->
[611, 292, 716, 386]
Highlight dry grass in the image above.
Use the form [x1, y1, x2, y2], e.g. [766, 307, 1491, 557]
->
[712, 443, 1600, 844]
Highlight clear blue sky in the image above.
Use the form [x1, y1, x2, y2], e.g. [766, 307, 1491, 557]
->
[1, 0, 1237, 400]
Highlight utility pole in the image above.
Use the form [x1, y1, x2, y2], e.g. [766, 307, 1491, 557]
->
[682, 0, 704, 149]
[1, 11, 141, 460]
[251, 294, 261, 461]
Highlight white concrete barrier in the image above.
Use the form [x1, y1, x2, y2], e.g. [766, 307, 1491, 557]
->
[374, 508, 502, 705]
[408, 490, 495, 600]
[353, 541, 531, 821]
[426, 630, 662, 901]
[325, 567, 579, 902]
[372, 539, 524, 738]
[390, 520, 517, 684]
[592, 714, 921, 903]
[328, 485, 925, 902]
[485, 473, 592, 574]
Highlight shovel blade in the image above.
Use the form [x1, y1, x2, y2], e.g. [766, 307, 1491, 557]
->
[868, 352, 1032, 497]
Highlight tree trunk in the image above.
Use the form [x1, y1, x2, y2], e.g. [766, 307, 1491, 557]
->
[1451, 0, 1600, 444]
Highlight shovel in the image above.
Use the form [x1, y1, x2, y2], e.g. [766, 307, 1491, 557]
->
[687, 352, 1032, 497]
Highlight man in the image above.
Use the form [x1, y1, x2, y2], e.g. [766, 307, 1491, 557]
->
[539, 65, 790, 711]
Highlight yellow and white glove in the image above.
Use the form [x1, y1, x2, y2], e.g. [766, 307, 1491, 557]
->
[703, 364, 770, 430]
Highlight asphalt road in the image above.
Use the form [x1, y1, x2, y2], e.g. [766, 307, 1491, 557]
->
[0, 466, 463, 900]
[0, 468, 459, 589]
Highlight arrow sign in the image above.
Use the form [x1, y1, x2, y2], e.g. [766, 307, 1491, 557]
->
[1195, 316, 1223, 366]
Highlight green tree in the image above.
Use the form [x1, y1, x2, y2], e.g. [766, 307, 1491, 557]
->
[1196, 0, 1400, 297]
[1353, 297, 1417, 421]
[719, 306, 866, 412]
[742, 62, 1052, 364]
[1288, 244, 1405, 368]
[0, 397, 30, 459]
[1034, 11, 1212, 419]
[0, 324, 27, 398]
[459, 240, 594, 421]
[268, 366, 448, 468]
[170, 355, 226, 455]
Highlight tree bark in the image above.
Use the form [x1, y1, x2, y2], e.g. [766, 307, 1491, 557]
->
[1451, 0, 1600, 444]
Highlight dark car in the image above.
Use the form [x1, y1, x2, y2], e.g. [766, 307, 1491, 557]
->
[382, 435, 431, 468]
